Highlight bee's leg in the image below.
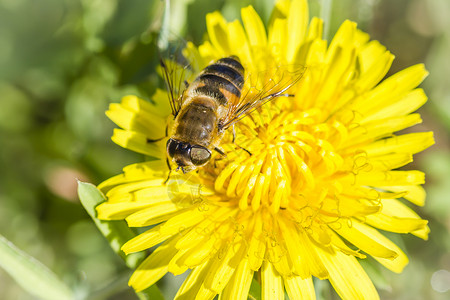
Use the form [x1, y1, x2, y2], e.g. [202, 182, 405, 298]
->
[278, 93, 295, 98]
[147, 137, 165, 143]
[164, 157, 172, 185]
[184, 80, 189, 89]
[214, 147, 226, 156]
[239, 146, 252, 156]
[231, 125, 252, 156]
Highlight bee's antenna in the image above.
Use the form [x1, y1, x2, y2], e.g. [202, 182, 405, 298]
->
[164, 158, 172, 185]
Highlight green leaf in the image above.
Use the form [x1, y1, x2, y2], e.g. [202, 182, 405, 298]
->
[248, 277, 261, 300]
[77, 181, 146, 269]
[78, 181, 166, 299]
[0, 234, 73, 300]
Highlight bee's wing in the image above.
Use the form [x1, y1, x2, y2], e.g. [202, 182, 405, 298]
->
[220, 65, 306, 130]
[158, 43, 198, 117]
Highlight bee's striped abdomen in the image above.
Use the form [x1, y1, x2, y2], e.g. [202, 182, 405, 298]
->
[170, 56, 246, 169]
[192, 56, 245, 106]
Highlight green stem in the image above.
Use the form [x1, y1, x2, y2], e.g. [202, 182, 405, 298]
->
[158, 0, 171, 51]
[320, 0, 333, 41]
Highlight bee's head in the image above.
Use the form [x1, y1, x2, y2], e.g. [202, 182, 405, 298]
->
[166, 138, 211, 172]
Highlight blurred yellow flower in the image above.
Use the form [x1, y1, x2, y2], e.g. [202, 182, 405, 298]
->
[97, 0, 434, 299]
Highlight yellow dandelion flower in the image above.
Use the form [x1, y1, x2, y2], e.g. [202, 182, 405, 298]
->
[97, 0, 434, 299]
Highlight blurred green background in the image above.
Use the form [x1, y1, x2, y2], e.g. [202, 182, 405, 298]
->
[0, 0, 449, 299]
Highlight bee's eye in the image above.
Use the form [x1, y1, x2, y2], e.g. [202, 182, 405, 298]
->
[166, 139, 178, 158]
[190, 146, 211, 166]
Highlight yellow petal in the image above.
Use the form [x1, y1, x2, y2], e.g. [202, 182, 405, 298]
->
[293, 17, 323, 65]
[167, 248, 190, 276]
[286, 0, 308, 62]
[194, 284, 216, 300]
[129, 237, 179, 292]
[159, 206, 206, 236]
[284, 275, 315, 300]
[174, 260, 210, 300]
[353, 64, 429, 120]
[175, 207, 235, 249]
[362, 132, 434, 157]
[347, 114, 422, 146]
[355, 170, 425, 186]
[105, 180, 168, 204]
[318, 45, 357, 111]
[330, 219, 398, 259]
[345, 222, 408, 272]
[122, 160, 168, 179]
[382, 185, 426, 206]
[352, 153, 413, 174]
[357, 50, 394, 92]
[149, 89, 173, 117]
[279, 218, 311, 278]
[324, 194, 380, 218]
[298, 230, 329, 279]
[227, 20, 253, 64]
[326, 20, 357, 64]
[121, 224, 168, 254]
[371, 235, 409, 273]
[97, 173, 126, 192]
[269, 0, 290, 26]
[125, 203, 185, 227]
[367, 153, 413, 171]
[206, 11, 230, 56]
[362, 88, 428, 122]
[96, 201, 158, 220]
[366, 198, 429, 239]
[306, 17, 323, 41]
[204, 241, 244, 293]
[354, 29, 370, 47]
[106, 101, 166, 139]
[111, 128, 166, 158]
[198, 41, 217, 63]
[268, 18, 287, 61]
[317, 247, 379, 300]
[220, 257, 253, 300]
[358, 40, 388, 73]
[247, 215, 266, 271]
[268, 238, 293, 277]
[175, 236, 217, 268]
[120, 95, 166, 117]
[356, 41, 394, 92]
[327, 229, 366, 259]
[305, 38, 327, 66]
[98, 160, 168, 192]
[241, 6, 267, 48]
[261, 261, 284, 300]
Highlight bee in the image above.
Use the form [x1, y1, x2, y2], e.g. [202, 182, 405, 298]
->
[160, 54, 304, 173]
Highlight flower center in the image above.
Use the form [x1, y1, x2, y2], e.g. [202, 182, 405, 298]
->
[201, 102, 351, 216]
